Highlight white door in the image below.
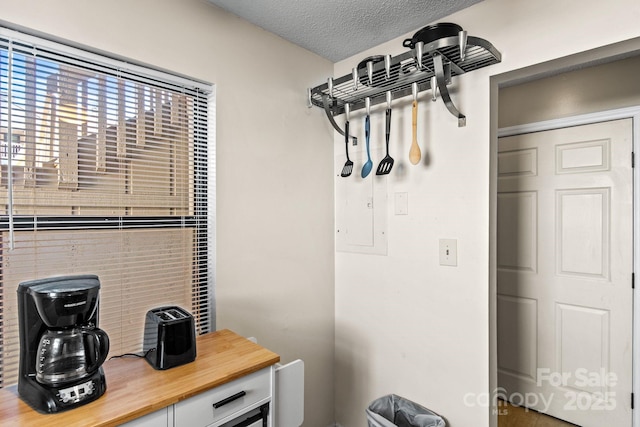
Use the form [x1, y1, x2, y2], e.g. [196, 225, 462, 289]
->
[497, 119, 633, 426]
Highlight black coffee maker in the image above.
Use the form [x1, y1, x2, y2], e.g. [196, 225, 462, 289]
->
[17, 274, 109, 413]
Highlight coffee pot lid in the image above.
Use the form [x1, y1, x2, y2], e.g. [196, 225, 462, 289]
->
[18, 274, 100, 297]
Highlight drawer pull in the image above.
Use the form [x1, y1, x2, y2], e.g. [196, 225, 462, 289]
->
[213, 391, 246, 409]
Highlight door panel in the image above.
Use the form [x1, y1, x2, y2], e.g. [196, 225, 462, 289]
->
[497, 294, 538, 382]
[497, 191, 538, 272]
[497, 118, 633, 427]
[555, 303, 610, 395]
[556, 188, 609, 278]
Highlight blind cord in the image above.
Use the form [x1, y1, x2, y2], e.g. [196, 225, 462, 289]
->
[7, 43, 14, 251]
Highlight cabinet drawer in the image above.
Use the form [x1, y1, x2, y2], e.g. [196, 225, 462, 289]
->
[174, 368, 271, 426]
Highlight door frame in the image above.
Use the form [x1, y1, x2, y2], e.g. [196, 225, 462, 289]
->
[488, 36, 640, 427]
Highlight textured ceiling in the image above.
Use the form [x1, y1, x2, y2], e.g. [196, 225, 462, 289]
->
[207, 0, 483, 62]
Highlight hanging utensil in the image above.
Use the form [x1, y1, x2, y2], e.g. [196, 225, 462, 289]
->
[340, 103, 353, 177]
[376, 92, 394, 175]
[361, 98, 373, 178]
[409, 82, 421, 165]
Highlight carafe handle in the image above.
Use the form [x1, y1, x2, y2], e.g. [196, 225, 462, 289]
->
[82, 327, 110, 373]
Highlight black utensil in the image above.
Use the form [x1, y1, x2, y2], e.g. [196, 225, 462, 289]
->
[376, 93, 394, 175]
[361, 111, 373, 177]
[340, 104, 353, 177]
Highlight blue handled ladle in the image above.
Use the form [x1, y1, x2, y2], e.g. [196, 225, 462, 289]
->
[361, 97, 373, 178]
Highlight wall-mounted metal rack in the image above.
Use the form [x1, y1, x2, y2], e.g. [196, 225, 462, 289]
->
[307, 31, 501, 137]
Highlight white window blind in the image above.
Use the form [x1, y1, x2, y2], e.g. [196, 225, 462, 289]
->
[0, 28, 214, 387]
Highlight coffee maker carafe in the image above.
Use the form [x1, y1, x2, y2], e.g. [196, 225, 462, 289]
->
[17, 275, 109, 413]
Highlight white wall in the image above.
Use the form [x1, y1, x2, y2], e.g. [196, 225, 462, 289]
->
[334, 0, 640, 426]
[0, 1, 336, 426]
[499, 55, 640, 127]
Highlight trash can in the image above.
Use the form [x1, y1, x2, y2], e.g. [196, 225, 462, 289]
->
[366, 394, 446, 427]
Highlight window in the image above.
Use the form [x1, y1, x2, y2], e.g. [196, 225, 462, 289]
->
[0, 27, 214, 387]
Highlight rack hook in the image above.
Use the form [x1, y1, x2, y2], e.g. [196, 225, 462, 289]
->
[459, 30, 468, 61]
[367, 61, 374, 85]
[430, 76, 438, 101]
[384, 54, 392, 79]
[416, 41, 424, 69]
[352, 68, 358, 91]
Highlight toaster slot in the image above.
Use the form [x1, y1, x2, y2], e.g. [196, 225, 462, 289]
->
[154, 308, 187, 321]
[167, 309, 186, 319]
[156, 311, 173, 321]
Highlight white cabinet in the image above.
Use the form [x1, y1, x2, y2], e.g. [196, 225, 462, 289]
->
[120, 360, 304, 427]
[120, 368, 269, 427]
[174, 368, 271, 427]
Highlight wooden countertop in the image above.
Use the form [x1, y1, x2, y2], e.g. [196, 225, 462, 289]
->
[0, 329, 280, 426]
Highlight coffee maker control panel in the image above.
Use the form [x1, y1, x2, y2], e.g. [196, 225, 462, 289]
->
[57, 380, 95, 404]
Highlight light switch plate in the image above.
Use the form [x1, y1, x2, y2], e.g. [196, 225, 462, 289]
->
[439, 239, 457, 266]
[394, 192, 408, 215]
